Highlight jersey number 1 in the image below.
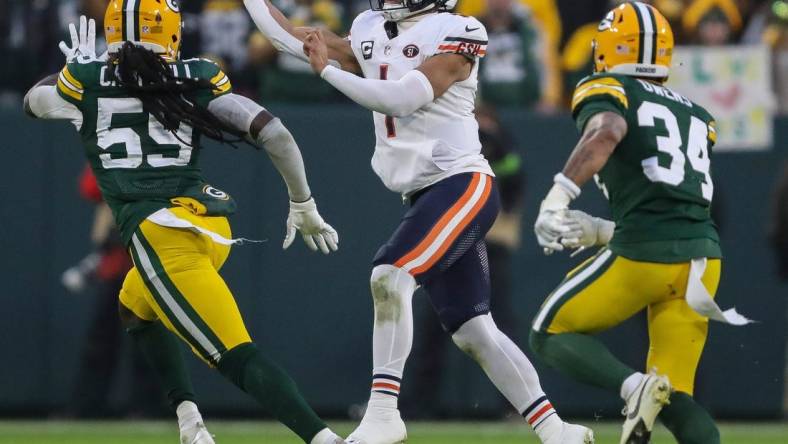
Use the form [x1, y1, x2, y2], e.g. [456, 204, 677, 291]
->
[97, 98, 194, 169]
[380, 65, 396, 138]
[637, 101, 714, 201]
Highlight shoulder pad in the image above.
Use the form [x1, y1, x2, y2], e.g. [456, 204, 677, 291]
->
[436, 15, 488, 59]
[571, 74, 629, 113]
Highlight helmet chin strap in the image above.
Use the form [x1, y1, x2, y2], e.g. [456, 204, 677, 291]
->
[398, 11, 431, 29]
[383, 2, 438, 22]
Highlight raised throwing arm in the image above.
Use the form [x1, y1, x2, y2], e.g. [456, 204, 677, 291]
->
[243, 0, 359, 72]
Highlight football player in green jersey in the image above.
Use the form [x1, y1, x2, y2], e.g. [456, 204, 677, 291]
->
[529, 2, 749, 444]
[24, 2, 344, 444]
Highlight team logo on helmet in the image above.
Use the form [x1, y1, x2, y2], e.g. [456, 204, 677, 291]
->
[598, 10, 615, 31]
[403, 44, 420, 58]
[165, 0, 180, 12]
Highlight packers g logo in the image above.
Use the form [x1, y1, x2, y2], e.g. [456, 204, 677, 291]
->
[203, 185, 229, 200]
[165, 0, 180, 12]
[598, 11, 615, 31]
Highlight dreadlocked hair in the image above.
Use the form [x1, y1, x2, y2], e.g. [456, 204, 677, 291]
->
[113, 42, 248, 148]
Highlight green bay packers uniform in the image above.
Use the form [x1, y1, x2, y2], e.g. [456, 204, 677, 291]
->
[530, 3, 732, 444]
[533, 73, 723, 395]
[56, 58, 252, 364]
[25, 1, 341, 441]
[56, 58, 234, 246]
[572, 73, 720, 263]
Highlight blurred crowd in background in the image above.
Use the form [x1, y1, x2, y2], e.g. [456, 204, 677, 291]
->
[1, 0, 786, 112]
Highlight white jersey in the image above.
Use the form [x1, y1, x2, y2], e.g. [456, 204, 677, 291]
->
[349, 10, 494, 196]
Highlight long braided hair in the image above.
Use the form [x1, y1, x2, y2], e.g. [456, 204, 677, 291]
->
[113, 42, 247, 147]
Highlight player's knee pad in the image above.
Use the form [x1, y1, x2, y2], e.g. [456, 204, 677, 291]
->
[369, 264, 417, 320]
[451, 314, 500, 359]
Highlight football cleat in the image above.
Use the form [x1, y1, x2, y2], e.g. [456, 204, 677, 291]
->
[346, 404, 407, 444]
[543, 422, 595, 444]
[180, 421, 216, 444]
[620, 373, 672, 444]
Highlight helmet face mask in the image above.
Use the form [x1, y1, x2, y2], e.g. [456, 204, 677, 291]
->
[369, 0, 456, 22]
[592, 1, 674, 81]
[105, 0, 183, 60]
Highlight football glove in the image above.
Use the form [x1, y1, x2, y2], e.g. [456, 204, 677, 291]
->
[560, 210, 615, 250]
[534, 173, 582, 254]
[283, 198, 339, 254]
[59, 16, 106, 63]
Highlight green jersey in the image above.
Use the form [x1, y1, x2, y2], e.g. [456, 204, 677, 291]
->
[571, 73, 721, 263]
[56, 58, 236, 246]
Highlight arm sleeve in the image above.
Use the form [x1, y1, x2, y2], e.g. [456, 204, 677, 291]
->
[571, 75, 629, 132]
[243, 0, 308, 62]
[320, 65, 435, 117]
[435, 17, 489, 61]
[207, 93, 311, 201]
[26, 85, 83, 123]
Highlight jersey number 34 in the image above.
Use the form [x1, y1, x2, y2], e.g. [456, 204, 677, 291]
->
[97, 97, 193, 169]
[638, 101, 714, 202]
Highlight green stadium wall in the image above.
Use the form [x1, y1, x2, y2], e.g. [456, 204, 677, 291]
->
[0, 106, 785, 420]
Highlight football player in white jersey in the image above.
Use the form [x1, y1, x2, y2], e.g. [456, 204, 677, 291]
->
[243, 1, 594, 443]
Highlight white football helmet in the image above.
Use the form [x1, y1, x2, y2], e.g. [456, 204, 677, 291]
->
[370, 0, 458, 22]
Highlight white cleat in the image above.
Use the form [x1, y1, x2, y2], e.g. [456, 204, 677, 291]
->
[346, 405, 407, 444]
[543, 422, 595, 444]
[620, 373, 672, 444]
[180, 421, 216, 444]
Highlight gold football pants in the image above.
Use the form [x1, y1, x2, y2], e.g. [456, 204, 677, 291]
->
[119, 207, 252, 365]
[532, 248, 721, 394]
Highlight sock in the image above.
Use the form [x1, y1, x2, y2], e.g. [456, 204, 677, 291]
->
[176, 400, 203, 430]
[310, 428, 340, 444]
[620, 372, 646, 401]
[369, 391, 398, 409]
[127, 320, 196, 409]
[368, 265, 417, 407]
[218, 343, 326, 443]
[452, 314, 546, 413]
[529, 330, 635, 393]
[522, 395, 562, 442]
[659, 392, 720, 444]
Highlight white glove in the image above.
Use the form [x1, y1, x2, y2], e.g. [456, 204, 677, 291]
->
[535, 209, 573, 253]
[534, 173, 582, 254]
[283, 198, 339, 254]
[59, 16, 104, 63]
[560, 210, 616, 250]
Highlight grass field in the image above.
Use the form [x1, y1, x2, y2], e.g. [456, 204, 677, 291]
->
[0, 421, 784, 444]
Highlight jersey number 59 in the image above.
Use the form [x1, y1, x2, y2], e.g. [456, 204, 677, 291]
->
[97, 97, 193, 169]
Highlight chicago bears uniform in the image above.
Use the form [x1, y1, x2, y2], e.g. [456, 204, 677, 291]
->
[349, 10, 493, 195]
[243, 1, 595, 442]
[346, 11, 502, 330]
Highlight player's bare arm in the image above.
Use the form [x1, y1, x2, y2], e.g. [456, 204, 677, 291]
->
[561, 111, 628, 186]
[534, 112, 627, 254]
[243, 0, 359, 73]
[416, 53, 473, 98]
